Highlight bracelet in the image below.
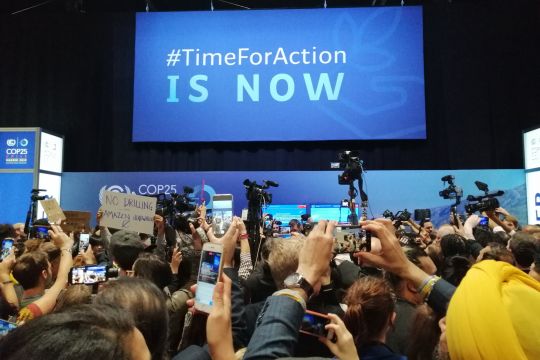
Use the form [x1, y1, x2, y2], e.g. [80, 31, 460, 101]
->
[60, 248, 72, 254]
[273, 289, 307, 310]
[419, 275, 440, 300]
[239, 233, 249, 240]
[1, 280, 13, 285]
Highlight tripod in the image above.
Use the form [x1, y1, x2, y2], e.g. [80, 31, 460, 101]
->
[24, 189, 47, 236]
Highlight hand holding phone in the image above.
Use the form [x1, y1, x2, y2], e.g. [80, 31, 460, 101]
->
[68, 265, 112, 285]
[78, 233, 90, 252]
[300, 310, 334, 339]
[333, 226, 371, 253]
[212, 194, 233, 238]
[195, 242, 224, 313]
[319, 313, 359, 360]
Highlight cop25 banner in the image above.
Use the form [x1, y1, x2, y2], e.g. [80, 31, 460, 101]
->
[133, 7, 426, 142]
[56, 170, 527, 229]
[0, 130, 36, 170]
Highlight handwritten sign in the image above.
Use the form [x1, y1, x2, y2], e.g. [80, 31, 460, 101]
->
[39, 198, 66, 224]
[62, 210, 92, 233]
[99, 191, 156, 234]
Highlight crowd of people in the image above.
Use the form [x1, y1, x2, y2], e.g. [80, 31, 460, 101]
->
[0, 203, 539, 360]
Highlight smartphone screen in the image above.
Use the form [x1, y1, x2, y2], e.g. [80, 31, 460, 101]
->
[300, 311, 330, 337]
[195, 246, 223, 312]
[1, 239, 14, 261]
[79, 233, 90, 251]
[479, 216, 489, 227]
[333, 226, 371, 253]
[0, 319, 17, 336]
[33, 226, 50, 240]
[212, 194, 233, 237]
[69, 265, 108, 285]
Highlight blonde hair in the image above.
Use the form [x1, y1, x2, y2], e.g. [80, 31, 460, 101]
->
[267, 235, 304, 289]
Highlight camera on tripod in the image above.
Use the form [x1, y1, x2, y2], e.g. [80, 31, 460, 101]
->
[337, 151, 363, 185]
[439, 175, 463, 200]
[243, 179, 278, 204]
[465, 181, 504, 214]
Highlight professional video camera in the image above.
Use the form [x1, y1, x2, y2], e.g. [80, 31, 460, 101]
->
[382, 209, 411, 228]
[244, 179, 279, 263]
[243, 179, 278, 204]
[438, 175, 463, 216]
[155, 186, 198, 233]
[336, 151, 368, 225]
[439, 175, 463, 200]
[337, 151, 363, 185]
[465, 181, 504, 214]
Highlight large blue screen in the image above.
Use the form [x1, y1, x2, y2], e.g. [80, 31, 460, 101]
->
[133, 7, 426, 142]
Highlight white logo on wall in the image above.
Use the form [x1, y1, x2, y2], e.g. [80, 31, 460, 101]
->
[20, 138, 29, 147]
[6, 139, 16, 146]
[99, 185, 135, 205]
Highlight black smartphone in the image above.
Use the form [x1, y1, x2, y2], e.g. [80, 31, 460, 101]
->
[30, 225, 51, 240]
[68, 265, 109, 285]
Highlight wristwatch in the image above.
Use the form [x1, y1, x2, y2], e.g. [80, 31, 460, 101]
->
[283, 272, 314, 298]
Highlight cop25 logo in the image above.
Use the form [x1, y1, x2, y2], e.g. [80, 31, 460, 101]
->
[99, 185, 136, 205]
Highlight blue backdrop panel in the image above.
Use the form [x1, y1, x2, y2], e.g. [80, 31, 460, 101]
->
[133, 7, 426, 142]
[0, 173, 35, 224]
[59, 170, 525, 228]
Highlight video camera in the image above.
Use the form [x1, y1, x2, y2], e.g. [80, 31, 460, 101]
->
[383, 209, 411, 224]
[337, 151, 363, 185]
[439, 175, 463, 200]
[155, 186, 198, 233]
[465, 181, 504, 214]
[243, 179, 278, 204]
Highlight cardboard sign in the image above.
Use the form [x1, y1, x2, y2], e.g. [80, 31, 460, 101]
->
[39, 198, 66, 224]
[62, 211, 92, 233]
[99, 191, 156, 234]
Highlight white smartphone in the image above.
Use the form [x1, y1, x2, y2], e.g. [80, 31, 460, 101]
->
[212, 194, 233, 237]
[195, 242, 224, 313]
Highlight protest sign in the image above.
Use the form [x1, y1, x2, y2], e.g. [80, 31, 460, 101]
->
[99, 191, 156, 234]
[39, 198, 66, 224]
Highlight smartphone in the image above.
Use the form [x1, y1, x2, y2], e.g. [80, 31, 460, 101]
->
[0, 319, 17, 336]
[300, 310, 334, 339]
[333, 225, 371, 253]
[212, 194, 233, 237]
[30, 225, 51, 240]
[68, 265, 109, 285]
[1, 239, 14, 261]
[79, 233, 90, 252]
[479, 216, 489, 228]
[279, 225, 291, 234]
[195, 243, 224, 313]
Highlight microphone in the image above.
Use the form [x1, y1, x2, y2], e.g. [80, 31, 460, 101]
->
[264, 180, 279, 187]
[31, 188, 47, 193]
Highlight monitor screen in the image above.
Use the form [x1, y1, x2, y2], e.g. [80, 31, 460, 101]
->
[263, 204, 307, 224]
[133, 7, 425, 142]
[39, 131, 63, 173]
[310, 204, 358, 223]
